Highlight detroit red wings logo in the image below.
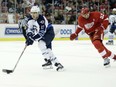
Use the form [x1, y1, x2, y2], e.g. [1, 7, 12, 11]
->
[84, 22, 94, 29]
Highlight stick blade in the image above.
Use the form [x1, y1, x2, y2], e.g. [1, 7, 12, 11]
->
[2, 69, 13, 74]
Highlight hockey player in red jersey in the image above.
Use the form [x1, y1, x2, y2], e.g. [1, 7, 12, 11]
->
[70, 7, 116, 67]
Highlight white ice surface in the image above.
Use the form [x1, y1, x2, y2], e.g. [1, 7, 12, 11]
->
[0, 40, 116, 87]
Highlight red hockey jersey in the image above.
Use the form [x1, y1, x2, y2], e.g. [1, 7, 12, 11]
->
[75, 12, 109, 35]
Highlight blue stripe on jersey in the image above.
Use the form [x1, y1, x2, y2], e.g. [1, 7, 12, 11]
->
[37, 15, 53, 30]
[47, 23, 53, 29]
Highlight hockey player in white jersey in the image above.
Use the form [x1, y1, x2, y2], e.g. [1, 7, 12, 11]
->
[106, 8, 116, 45]
[25, 6, 64, 71]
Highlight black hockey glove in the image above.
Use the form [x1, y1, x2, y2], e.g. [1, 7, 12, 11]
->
[26, 32, 34, 46]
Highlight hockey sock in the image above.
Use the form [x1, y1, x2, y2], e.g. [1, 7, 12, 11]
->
[38, 40, 50, 60]
[108, 32, 114, 41]
[92, 40, 111, 59]
[101, 44, 113, 58]
[47, 48, 60, 64]
[38, 40, 60, 64]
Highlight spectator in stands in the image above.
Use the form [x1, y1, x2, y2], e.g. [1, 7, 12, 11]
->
[68, 12, 76, 24]
[17, 0, 23, 4]
[45, 13, 52, 24]
[109, 0, 116, 9]
[8, 0, 15, 13]
[1, 0, 9, 13]
[54, 10, 64, 24]
[16, 3, 24, 14]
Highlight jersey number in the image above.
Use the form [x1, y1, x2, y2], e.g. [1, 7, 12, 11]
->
[100, 13, 104, 19]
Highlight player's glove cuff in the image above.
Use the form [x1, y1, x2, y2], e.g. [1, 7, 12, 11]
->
[70, 33, 78, 40]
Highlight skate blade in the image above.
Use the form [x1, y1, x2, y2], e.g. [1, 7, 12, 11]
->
[57, 67, 65, 72]
[43, 66, 53, 69]
[106, 43, 113, 45]
[57, 69, 64, 72]
[104, 64, 111, 68]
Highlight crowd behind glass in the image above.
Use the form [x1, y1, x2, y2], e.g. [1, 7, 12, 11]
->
[0, 0, 115, 24]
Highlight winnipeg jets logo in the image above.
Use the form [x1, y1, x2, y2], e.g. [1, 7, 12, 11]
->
[40, 20, 45, 24]
[33, 25, 37, 31]
[84, 22, 94, 29]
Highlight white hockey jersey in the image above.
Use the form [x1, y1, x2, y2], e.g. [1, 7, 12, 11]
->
[27, 14, 53, 40]
[109, 14, 116, 25]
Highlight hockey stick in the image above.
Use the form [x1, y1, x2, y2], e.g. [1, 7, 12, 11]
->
[2, 45, 27, 74]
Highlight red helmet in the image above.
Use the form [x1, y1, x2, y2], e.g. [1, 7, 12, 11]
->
[81, 7, 89, 15]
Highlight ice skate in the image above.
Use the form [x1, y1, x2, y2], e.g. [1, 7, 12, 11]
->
[54, 63, 64, 71]
[104, 58, 110, 68]
[106, 40, 114, 45]
[42, 59, 53, 69]
[113, 55, 116, 61]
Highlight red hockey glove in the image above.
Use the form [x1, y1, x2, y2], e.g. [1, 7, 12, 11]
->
[70, 33, 78, 40]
